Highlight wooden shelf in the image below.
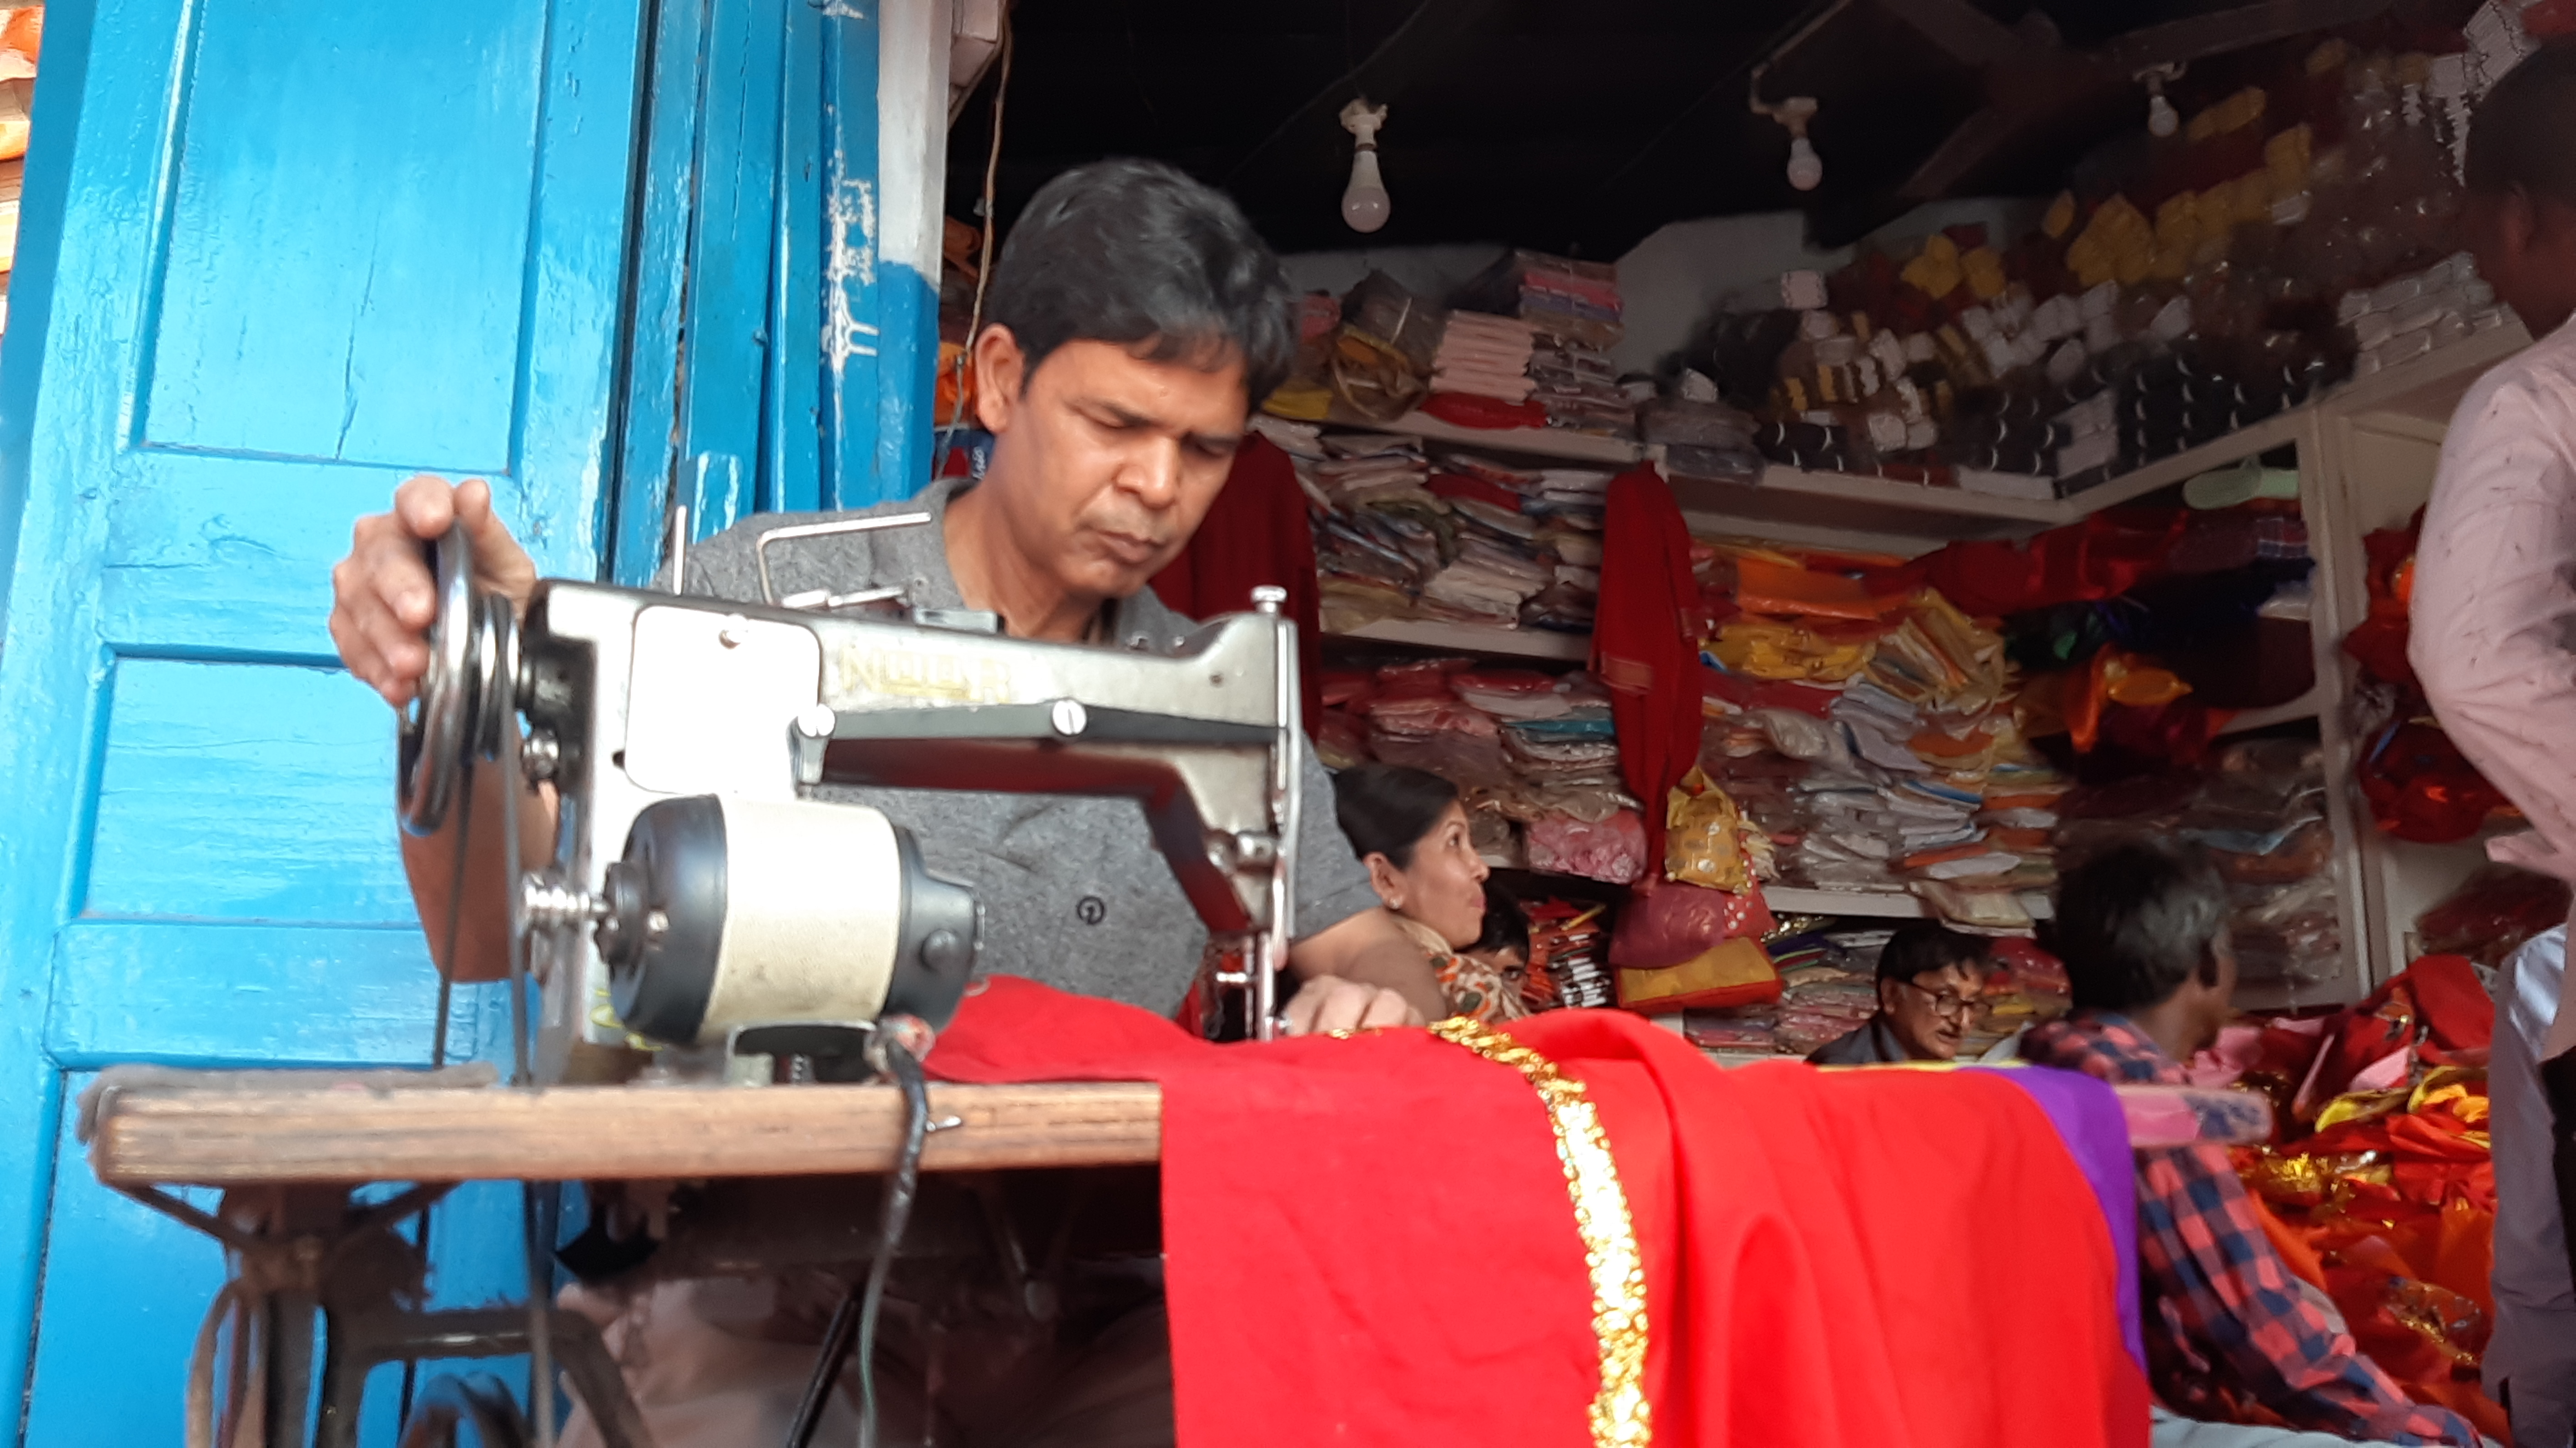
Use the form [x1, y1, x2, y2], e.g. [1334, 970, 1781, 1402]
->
[1322, 617, 1590, 660]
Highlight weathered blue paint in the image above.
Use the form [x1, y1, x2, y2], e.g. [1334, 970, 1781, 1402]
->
[760, 0, 825, 515]
[0, 0, 645, 1436]
[608, 0, 714, 587]
[819, 2, 886, 511]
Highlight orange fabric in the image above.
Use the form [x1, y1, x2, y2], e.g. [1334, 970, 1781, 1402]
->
[1732, 555, 1911, 622]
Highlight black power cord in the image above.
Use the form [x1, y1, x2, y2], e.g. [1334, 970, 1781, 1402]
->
[785, 1030, 933, 1448]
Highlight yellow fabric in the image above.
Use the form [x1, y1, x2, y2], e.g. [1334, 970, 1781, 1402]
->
[1616, 938, 1776, 1008]
[1666, 767, 1752, 892]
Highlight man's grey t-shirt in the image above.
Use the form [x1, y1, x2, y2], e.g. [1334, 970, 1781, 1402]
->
[663, 476, 1381, 1013]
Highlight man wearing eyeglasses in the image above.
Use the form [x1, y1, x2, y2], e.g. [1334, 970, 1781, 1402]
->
[1807, 922, 1991, 1065]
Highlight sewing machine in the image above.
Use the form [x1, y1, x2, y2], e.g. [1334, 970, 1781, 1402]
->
[395, 512, 1303, 1085]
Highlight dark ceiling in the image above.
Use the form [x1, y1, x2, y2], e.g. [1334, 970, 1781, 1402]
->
[947, 0, 2480, 261]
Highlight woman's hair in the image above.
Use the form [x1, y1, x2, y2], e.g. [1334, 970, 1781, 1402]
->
[1331, 763, 1460, 870]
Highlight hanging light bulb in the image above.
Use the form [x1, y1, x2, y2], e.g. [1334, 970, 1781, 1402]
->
[1750, 76, 1823, 193]
[1339, 99, 1391, 234]
[2141, 65, 2184, 138]
[1786, 134, 1824, 191]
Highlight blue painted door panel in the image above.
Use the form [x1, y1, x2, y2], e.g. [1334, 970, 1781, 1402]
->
[608, 0, 931, 586]
[0, 0, 646, 1435]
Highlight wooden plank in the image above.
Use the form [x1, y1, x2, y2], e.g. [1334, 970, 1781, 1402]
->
[90, 1080, 1166, 1185]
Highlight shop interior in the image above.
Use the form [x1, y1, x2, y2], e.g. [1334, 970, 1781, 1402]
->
[929, 0, 2548, 1423]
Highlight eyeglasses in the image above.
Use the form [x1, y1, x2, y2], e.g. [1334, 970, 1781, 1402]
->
[1895, 978, 1982, 1021]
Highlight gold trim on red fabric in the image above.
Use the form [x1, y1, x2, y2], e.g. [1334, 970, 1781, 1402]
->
[1429, 1016, 1652, 1448]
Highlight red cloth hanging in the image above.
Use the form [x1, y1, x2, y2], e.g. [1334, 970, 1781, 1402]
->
[1151, 434, 1324, 734]
[1595, 468, 1704, 865]
[925, 975, 2144, 1448]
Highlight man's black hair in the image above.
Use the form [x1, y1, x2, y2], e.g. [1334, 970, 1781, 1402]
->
[2050, 841, 2231, 1013]
[1874, 922, 1988, 985]
[1331, 763, 1460, 871]
[1472, 880, 1531, 960]
[981, 158, 1297, 407]
[2469, 39, 2576, 205]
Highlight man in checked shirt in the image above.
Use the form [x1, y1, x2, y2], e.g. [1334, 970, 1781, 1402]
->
[2023, 843, 2487, 1448]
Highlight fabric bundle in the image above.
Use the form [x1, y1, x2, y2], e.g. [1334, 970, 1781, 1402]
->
[1432, 311, 1538, 403]
[1295, 434, 1607, 636]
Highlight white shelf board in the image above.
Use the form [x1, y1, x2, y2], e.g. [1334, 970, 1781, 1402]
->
[2214, 684, 2328, 738]
[1322, 617, 1590, 660]
[1675, 327, 2529, 542]
[1368, 410, 1643, 465]
[1766, 885, 2053, 921]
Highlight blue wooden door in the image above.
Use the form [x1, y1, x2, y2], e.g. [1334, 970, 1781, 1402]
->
[610, 0, 947, 584]
[0, 0, 649, 1438]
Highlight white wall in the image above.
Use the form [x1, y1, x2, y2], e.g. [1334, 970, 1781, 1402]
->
[1276, 197, 2046, 377]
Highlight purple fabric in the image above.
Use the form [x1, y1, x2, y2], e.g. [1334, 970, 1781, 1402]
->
[1974, 1063, 2146, 1373]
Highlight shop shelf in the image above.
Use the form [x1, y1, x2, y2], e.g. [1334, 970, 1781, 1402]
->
[1322, 617, 1590, 660]
[1363, 409, 1645, 465]
[1765, 885, 2054, 921]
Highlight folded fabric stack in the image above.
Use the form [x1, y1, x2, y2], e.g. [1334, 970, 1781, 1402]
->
[1769, 927, 1888, 1056]
[2341, 251, 2509, 378]
[1451, 248, 1632, 437]
[1431, 311, 1537, 403]
[1455, 247, 1624, 352]
[1527, 333, 1634, 437]
[1690, 543, 2073, 930]
[1297, 436, 1609, 636]
[1318, 663, 1643, 883]
[2057, 738, 2339, 987]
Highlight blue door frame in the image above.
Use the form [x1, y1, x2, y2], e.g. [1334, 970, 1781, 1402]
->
[0, 0, 950, 1436]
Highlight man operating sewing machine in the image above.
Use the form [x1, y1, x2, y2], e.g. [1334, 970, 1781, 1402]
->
[328, 158, 1440, 1446]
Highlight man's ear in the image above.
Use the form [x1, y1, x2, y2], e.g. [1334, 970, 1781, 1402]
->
[972, 325, 1028, 433]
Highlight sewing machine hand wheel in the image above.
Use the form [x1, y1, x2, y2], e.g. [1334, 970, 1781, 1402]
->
[397, 523, 521, 837]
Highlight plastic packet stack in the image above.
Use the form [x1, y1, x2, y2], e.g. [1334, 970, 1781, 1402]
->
[2341, 251, 2508, 377]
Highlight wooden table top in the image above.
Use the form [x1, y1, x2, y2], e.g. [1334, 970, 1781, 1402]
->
[87, 1079, 1165, 1186]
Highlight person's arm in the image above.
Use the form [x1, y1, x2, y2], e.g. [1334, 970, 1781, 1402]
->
[331, 475, 546, 984]
[2138, 1145, 2484, 1445]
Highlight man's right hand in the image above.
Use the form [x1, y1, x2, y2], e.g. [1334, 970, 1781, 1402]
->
[331, 475, 537, 709]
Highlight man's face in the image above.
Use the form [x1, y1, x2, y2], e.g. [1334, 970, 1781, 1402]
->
[972, 329, 1248, 603]
[1879, 961, 1984, 1061]
[2185, 931, 2241, 1056]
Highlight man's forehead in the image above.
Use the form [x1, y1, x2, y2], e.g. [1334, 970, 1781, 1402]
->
[1039, 337, 1248, 425]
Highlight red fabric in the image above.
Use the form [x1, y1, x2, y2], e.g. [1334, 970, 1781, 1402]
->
[926, 976, 2143, 1448]
[1873, 509, 2191, 618]
[1596, 468, 1704, 865]
[1152, 434, 1323, 734]
[1422, 392, 1550, 430]
[1427, 472, 1528, 512]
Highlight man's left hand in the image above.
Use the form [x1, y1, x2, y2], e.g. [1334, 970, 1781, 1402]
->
[1281, 975, 1421, 1036]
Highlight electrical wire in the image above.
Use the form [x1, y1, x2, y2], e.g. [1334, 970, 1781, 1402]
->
[497, 692, 557, 1448]
[1590, 0, 1852, 196]
[784, 1035, 932, 1448]
[942, 16, 1012, 436]
[1216, 0, 1439, 186]
[397, 773, 476, 1429]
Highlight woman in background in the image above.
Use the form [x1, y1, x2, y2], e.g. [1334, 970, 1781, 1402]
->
[1332, 763, 1526, 1021]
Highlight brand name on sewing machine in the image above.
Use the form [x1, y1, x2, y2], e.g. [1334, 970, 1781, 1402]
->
[836, 644, 1016, 705]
